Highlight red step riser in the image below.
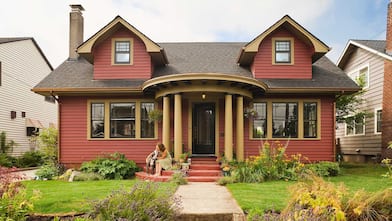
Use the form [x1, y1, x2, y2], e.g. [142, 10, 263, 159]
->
[188, 170, 221, 176]
[190, 165, 221, 170]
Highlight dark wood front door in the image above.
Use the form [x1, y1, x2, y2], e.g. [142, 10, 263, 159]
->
[192, 103, 215, 155]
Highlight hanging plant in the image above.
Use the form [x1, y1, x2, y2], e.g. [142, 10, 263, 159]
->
[148, 109, 163, 123]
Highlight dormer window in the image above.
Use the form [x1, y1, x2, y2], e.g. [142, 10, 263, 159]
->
[112, 38, 133, 65]
[273, 38, 294, 64]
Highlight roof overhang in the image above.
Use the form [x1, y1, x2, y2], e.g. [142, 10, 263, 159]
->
[32, 87, 143, 96]
[237, 15, 330, 65]
[337, 40, 392, 68]
[142, 73, 267, 99]
[77, 16, 168, 65]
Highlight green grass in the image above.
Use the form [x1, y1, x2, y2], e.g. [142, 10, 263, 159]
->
[25, 179, 149, 214]
[227, 163, 392, 213]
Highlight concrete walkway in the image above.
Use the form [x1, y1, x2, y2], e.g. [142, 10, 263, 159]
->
[175, 182, 245, 221]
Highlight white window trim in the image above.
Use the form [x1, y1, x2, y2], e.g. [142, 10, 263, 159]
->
[348, 63, 370, 89]
[344, 115, 365, 137]
[374, 108, 382, 135]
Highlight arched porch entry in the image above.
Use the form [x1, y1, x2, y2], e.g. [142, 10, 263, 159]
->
[142, 73, 266, 161]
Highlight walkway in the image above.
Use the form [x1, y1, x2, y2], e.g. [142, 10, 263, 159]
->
[175, 182, 245, 221]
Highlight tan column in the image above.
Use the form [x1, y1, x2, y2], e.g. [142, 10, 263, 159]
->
[225, 94, 233, 160]
[162, 96, 170, 152]
[174, 94, 182, 161]
[236, 96, 244, 162]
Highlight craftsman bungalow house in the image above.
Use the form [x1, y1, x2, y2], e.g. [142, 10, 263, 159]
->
[33, 5, 359, 167]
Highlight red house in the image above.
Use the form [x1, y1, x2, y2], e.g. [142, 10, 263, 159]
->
[33, 5, 359, 168]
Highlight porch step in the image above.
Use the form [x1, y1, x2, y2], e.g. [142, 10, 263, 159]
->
[190, 164, 220, 170]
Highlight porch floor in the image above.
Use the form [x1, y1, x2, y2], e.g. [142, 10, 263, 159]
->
[135, 157, 222, 182]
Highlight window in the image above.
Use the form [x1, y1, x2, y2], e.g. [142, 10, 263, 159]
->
[141, 102, 155, 138]
[114, 40, 131, 64]
[375, 109, 382, 134]
[44, 96, 56, 103]
[272, 102, 298, 138]
[274, 40, 292, 63]
[350, 66, 369, 88]
[0, 61, 2, 86]
[91, 103, 105, 138]
[88, 100, 156, 139]
[252, 102, 267, 138]
[304, 102, 317, 138]
[110, 103, 135, 138]
[345, 115, 365, 136]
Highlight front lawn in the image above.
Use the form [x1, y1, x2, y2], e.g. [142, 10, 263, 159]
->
[227, 163, 392, 214]
[25, 179, 148, 214]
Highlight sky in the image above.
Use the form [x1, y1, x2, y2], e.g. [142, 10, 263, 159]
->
[0, 0, 389, 68]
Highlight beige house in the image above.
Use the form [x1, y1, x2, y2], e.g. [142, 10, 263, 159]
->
[0, 38, 57, 155]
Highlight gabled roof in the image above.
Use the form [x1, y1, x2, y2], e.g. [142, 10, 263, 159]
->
[237, 15, 330, 65]
[337, 39, 392, 68]
[0, 37, 53, 70]
[77, 16, 168, 65]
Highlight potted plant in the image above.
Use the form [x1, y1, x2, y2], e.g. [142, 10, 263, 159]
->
[179, 152, 189, 163]
[148, 109, 163, 123]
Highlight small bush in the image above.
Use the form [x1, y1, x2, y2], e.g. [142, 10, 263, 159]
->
[17, 150, 45, 168]
[0, 153, 17, 167]
[306, 161, 340, 177]
[217, 176, 234, 186]
[73, 172, 104, 181]
[169, 172, 188, 185]
[89, 181, 181, 220]
[80, 152, 139, 180]
[36, 164, 59, 180]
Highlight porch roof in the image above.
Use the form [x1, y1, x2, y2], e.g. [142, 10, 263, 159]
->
[33, 42, 359, 96]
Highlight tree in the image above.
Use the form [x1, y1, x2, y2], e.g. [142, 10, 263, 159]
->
[37, 127, 58, 165]
[0, 131, 17, 154]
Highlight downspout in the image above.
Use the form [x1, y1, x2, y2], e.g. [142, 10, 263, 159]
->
[51, 91, 61, 164]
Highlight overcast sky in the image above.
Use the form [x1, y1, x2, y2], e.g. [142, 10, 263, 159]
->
[0, 0, 389, 68]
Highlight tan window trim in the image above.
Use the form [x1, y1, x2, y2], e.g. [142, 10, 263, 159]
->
[272, 37, 294, 65]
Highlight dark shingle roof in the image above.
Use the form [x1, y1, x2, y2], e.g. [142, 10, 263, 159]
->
[352, 40, 386, 54]
[34, 42, 359, 93]
[0, 37, 31, 44]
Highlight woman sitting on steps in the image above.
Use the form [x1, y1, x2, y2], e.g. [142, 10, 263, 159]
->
[154, 143, 172, 176]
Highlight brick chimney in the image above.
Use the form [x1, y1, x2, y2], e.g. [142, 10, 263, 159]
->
[69, 4, 84, 60]
[382, 0, 392, 158]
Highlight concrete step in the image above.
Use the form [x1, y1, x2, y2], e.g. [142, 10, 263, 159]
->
[188, 170, 221, 177]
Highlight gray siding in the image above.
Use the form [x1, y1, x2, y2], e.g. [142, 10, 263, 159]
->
[336, 47, 383, 156]
[0, 39, 57, 156]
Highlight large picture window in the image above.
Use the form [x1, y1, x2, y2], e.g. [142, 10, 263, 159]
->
[252, 102, 267, 138]
[141, 102, 155, 138]
[304, 102, 317, 138]
[110, 103, 135, 138]
[91, 103, 105, 138]
[272, 102, 298, 138]
[88, 100, 156, 139]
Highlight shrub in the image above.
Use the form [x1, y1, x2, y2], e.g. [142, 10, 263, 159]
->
[217, 176, 234, 186]
[169, 171, 188, 185]
[306, 161, 340, 177]
[80, 152, 139, 180]
[17, 150, 45, 168]
[0, 131, 17, 154]
[36, 164, 59, 180]
[73, 172, 104, 181]
[89, 181, 181, 220]
[37, 127, 58, 165]
[0, 153, 18, 167]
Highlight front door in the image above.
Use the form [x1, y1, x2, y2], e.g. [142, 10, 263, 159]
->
[192, 103, 215, 155]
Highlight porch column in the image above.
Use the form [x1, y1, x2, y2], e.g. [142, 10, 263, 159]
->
[225, 94, 233, 161]
[162, 96, 170, 152]
[236, 96, 244, 162]
[174, 94, 182, 161]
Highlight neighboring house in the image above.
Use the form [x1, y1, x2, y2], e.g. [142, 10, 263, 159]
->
[336, 1, 392, 161]
[33, 5, 359, 168]
[0, 38, 57, 155]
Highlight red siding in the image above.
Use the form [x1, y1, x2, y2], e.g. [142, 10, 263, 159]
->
[243, 96, 335, 162]
[251, 27, 314, 79]
[93, 27, 152, 79]
[59, 96, 160, 167]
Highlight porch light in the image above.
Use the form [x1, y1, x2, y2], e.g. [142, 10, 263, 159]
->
[202, 93, 206, 99]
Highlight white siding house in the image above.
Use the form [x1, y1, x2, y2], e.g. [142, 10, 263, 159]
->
[0, 38, 57, 155]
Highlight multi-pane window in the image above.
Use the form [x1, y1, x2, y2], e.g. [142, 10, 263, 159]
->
[345, 115, 365, 136]
[114, 41, 130, 64]
[350, 66, 369, 88]
[91, 103, 105, 138]
[304, 102, 317, 138]
[375, 109, 382, 134]
[141, 102, 155, 138]
[275, 40, 291, 63]
[110, 103, 135, 138]
[272, 102, 298, 138]
[252, 102, 267, 138]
